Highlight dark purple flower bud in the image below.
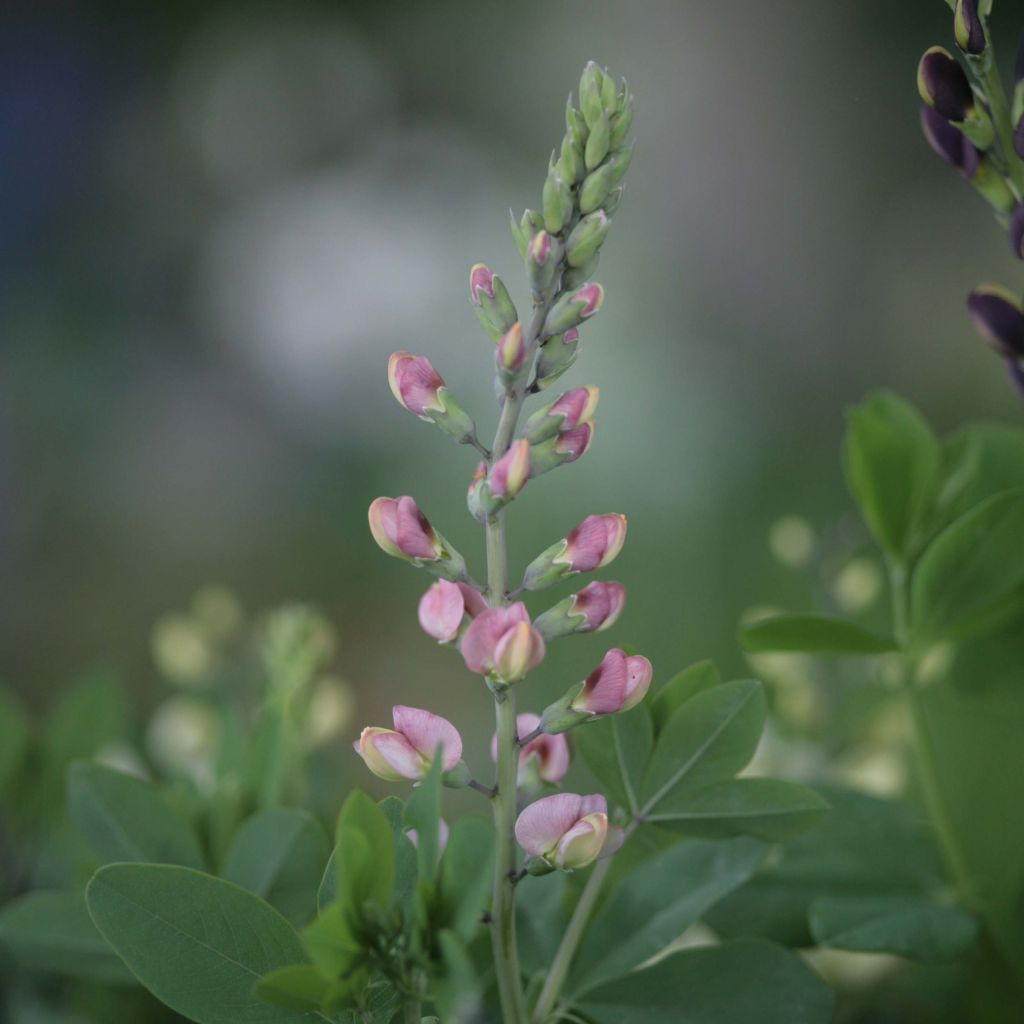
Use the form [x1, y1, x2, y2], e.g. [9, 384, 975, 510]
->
[918, 47, 975, 122]
[954, 0, 985, 56]
[1015, 114, 1024, 160]
[967, 285, 1024, 358]
[920, 105, 979, 177]
[1007, 357, 1024, 398]
[1009, 206, 1024, 260]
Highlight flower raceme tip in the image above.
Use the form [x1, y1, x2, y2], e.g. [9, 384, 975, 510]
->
[524, 513, 626, 590]
[490, 712, 570, 785]
[515, 792, 609, 871]
[355, 705, 462, 782]
[461, 602, 546, 684]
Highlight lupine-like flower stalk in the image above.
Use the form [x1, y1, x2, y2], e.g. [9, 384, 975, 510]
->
[355, 705, 463, 782]
[368, 496, 467, 580]
[523, 513, 626, 590]
[461, 603, 546, 684]
[533, 580, 628, 642]
[388, 352, 478, 445]
[539, 647, 653, 734]
[363, 61, 639, 1022]
[515, 792, 609, 872]
[490, 712, 570, 786]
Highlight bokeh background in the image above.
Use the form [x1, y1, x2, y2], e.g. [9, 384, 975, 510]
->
[4, 0, 1023, 789]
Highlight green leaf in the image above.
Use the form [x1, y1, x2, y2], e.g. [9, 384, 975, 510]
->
[575, 703, 653, 813]
[576, 938, 834, 1024]
[438, 817, 494, 941]
[335, 790, 394, 912]
[86, 863, 325, 1023]
[0, 686, 29, 798]
[0, 890, 133, 984]
[648, 779, 830, 842]
[911, 488, 1024, 643]
[223, 808, 330, 927]
[843, 390, 941, 558]
[571, 838, 765, 993]
[809, 895, 978, 962]
[255, 965, 330, 1012]
[404, 754, 443, 882]
[650, 661, 720, 735]
[67, 761, 205, 869]
[739, 614, 898, 656]
[706, 786, 946, 947]
[938, 422, 1024, 524]
[432, 930, 481, 1023]
[641, 680, 765, 814]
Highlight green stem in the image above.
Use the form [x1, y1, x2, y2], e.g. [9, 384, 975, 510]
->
[974, 46, 1024, 195]
[887, 560, 975, 906]
[531, 857, 612, 1023]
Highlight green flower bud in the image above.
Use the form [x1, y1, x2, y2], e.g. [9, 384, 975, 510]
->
[510, 209, 544, 260]
[526, 230, 563, 293]
[602, 186, 625, 216]
[543, 282, 604, 336]
[610, 94, 634, 149]
[543, 172, 572, 233]
[525, 854, 557, 877]
[470, 264, 519, 338]
[608, 145, 634, 185]
[534, 328, 580, 390]
[566, 96, 588, 149]
[566, 210, 611, 268]
[972, 157, 1016, 212]
[584, 112, 612, 171]
[558, 134, 585, 186]
[442, 760, 472, 788]
[599, 69, 617, 112]
[579, 63, 606, 128]
[562, 256, 599, 291]
[579, 163, 616, 214]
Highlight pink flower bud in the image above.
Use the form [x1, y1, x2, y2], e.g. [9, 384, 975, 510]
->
[368, 496, 441, 561]
[462, 602, 546, 682]
[418, 579, 484, 642]
[551, 386, 600, 428]
[406, 817, 450, 854]
[560, 514, 627, 572]
[387, 352, 445, 419]
[469, 263, 496, 304]
[515, 792, 609, 870]
[489, 439, 531, 500]
[490, 712, 571, 784]
[354, 705, 462, 782]
[570, 580, 627, 632]
[571, 648, 653, 715]
[528, 230, 552, 266]
[496, 322, 527, 375]
[555, 422, 594, 463]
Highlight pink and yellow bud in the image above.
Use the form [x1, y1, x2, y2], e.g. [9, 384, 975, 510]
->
[543, 283, 605, 337]
[387, 352, 445, 419]
[496, 322, 527, 377]
[523, 513, 625, 590]
[354, 704, 463, 782]
[491, 712, 570, 785]
[533, 580, 627, 641]
[461, 602, 546, 683]
[571, 647, 653, 715]
[523, 386, 600, 444]
[469, 263, 496, 304]
[490, 440, 531, 500]
[368, 496, 442, 562]
[515, 792, 609, 870]
[417, 579, 485, 643]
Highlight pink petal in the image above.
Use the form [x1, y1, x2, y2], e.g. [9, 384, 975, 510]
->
[580, 793, 608, 817]
[394, 496, 437, 559]
[418, 580, 465, 642]
[393, 705, 463, 771]
[576, 649, 629, 713]
[407, 818, 450, 854]
[623, 655, 654, 709]
[515, 793, 584, 856]
[457, 582, 488, 619]
[470, 263, 495, 303]
[462, 604, 530, 674]
[555, 423, 593, 463]
[564, 515, 612, 572]
[371, 731, 427, 780]
[369, 496, 400, 550]
[491, 712, 541, 764]
[395, 354, 444, 417]
[526, 732, 571, 783]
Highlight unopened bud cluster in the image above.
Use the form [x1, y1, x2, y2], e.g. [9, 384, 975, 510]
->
[360, 62, 647, 878]
[916, 2, 1024, 395]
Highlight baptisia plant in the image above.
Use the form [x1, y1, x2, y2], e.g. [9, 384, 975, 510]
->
[61, 63, 834, 1024]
